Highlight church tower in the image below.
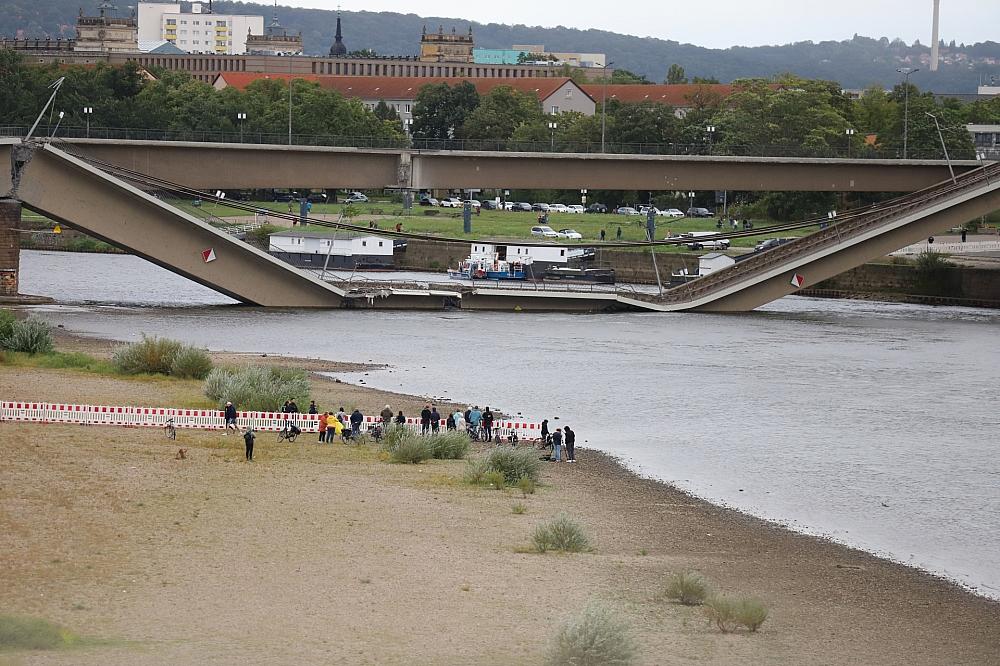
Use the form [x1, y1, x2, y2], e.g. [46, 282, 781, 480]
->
[329, 12, 347, 56]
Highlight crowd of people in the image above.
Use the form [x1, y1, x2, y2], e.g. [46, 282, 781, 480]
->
[221, 398, 579, 463]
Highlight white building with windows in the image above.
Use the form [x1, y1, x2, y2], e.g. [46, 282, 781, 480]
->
[268, 231, 395, 269]
[137, 2, 263, 55]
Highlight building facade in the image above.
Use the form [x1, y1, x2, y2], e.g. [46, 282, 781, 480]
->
[75, 3, 138, 53]
[137, 1, 263, 55]
[419, 25, 474, 63]
[268, 231, 394, 269]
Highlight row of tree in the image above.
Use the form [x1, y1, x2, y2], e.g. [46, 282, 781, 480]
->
[2, 49, 998, 160]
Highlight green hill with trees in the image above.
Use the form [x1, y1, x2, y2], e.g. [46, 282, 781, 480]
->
[2, 0, 998, 92]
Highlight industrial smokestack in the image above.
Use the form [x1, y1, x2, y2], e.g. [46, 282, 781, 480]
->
[930, 0, 940, 72]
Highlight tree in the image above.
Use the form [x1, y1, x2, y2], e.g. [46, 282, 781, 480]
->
[460, 86, 544, 142]
[666, 64, 687, 84]
[609, 101, 678, 146]
[347, 49, 377, 58]
[611, 69, 651, 84]
[373, 99, 399, 122]
[692, 76, 721, 84]
[410, 81, 479, 140]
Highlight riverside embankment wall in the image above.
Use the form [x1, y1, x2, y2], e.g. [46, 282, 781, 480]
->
[805, 262, 1000, 308]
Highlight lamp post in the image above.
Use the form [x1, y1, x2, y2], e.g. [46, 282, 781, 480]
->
[82, 106, 93, 138]
[897, 67, 919, 159]
[548, 120, 558, 151]
[237, 112, 247, 143]
[845, 127, 856, 158]
[705, 125, 716, 154]
[600, 60, 614, 153]
[688, 191, 695, 213]
[287, 55, 293, 145]
[52, 111, 65, 138]
[925, 112, 956, 183]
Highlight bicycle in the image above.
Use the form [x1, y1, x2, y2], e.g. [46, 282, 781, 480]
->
[164, 418, 176, 440]
[277, 421, 300, 443]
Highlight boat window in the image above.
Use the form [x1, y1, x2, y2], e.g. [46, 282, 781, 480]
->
[560, 250, 565, 256]
[362, 241, 367, 247]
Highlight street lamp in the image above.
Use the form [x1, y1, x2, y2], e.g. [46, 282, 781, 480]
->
[705, 125, 716, 154]
[600, 60, 614, 153]
[82, 106, 93, 138]
[236, 112, 247, 143]
[688, 191, 695, 212]
[845, 127, 856, 158]
[52, 111, 65, 138]
[925, 112, 956, 183]
[548, 120, 558, 151]
[897, 67, 919, 159]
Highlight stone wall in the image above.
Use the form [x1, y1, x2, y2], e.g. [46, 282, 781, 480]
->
[0, 200, 20, 296]
[811, 262, 1000, 306]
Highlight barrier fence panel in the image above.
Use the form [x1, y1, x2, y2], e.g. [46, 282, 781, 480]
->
[0, 402, 545, 440]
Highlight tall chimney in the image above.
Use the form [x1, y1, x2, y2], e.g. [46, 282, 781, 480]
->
[930, 0, 940, 72]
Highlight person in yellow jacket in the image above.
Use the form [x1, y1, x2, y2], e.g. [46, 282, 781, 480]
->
[328, 414, 345, 442]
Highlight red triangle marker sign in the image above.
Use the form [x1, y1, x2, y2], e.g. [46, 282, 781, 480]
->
[790, 273, 804, 288]
[202, 248, 217, 263]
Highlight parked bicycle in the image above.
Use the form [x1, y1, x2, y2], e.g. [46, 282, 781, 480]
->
[164, 418, 176, 440]
[277, 421, 301, 443]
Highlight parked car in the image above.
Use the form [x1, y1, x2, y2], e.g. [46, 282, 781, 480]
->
[463, 199, 481, 209]
[345, 192, 368, 204]
[481, 200, 499, 210]
[686, 207, 714, 217]
[512, 202, 532, 212]
[531, 225, 561, 238]
[616, 207, 641, 215]
[585, 203, 608, 214]
[754, 237, 795, 252]
[419, 196, 439, 207]
[659, 208, 685, 218]
[440, 197, 463, 207]
[558, 228, 583, 239]
[548, 203, 569, 213]
[566, 205, 585, 214]
[531, 203, 551, 212]
[307, 193, 329, 203]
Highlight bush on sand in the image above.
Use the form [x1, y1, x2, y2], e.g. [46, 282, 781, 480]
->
[203, 365, 310, 412]
[546, 604, 637, 666]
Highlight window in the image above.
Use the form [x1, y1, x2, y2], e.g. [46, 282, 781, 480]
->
[180, 20, 187, 24]
[166, 18, 176, 25]
[405, 104, 411, 113]
[560, 250, 565, 256]
[362, 241, 367, 247]
[378, 241, 383, 247]
[180, 29, 187, 35]
[550, 105, 559, 114]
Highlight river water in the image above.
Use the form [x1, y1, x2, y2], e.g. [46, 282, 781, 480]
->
[17, 250, 1000, 598]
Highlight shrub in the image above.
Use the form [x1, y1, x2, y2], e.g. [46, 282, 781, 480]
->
[426, 432, 470, 460]
[512, 502, 527, 514]
[0, 615, 79, 650]
[389, 436, 433, 464]
[380, 424, 409, 451]
[483, 470, 506, 489]
[169, 346, 213, 379]
[203, 365, 310, 412]
[734, 598, 769, 632]
[517, 476, 536, 496]
[703, 595, 740, 633]
[112, 335, 182, 374]
[0, 309, 14, 339]
[532, 514, 591, 554]
[471, 447, 542, 486]
[546, 604, 637, 666]
[665, 571, 710, 606]
[1, 318, 54, 355]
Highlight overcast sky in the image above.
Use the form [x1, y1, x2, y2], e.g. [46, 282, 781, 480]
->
[286, 0, 997, 49]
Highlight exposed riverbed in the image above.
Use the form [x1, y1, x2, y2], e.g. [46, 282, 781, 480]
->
[17, 249, 1000, 599]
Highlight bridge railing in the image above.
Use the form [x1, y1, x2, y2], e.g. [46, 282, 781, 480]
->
[649, 161, 1000, 305]
[0, 124, 932, 160]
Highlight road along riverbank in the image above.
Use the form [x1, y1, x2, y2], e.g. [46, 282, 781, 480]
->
[1, 328, 998, 664]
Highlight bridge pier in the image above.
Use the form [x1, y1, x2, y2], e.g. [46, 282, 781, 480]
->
[0, 199, 19, 297]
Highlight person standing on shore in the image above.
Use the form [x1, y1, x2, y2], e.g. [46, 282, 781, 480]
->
[482, 406, 495, 442]
[224, 401, 238, 435]
[329, 413, 344, 442]
[287, 399, 300, 414]
[430, 405, 441, 434]
[446, 412, 456, 431]
[308, 400, 318, 415]
[318, 412, 328, 443]
[243, 428, 255, 461]
[281, 400, 291, 413]
[540, 419, 550, 449]
[564, 426, 576, 463]
[551, 428, 563, 462]
[395, 410, 406, 426]
[380, 405, 393, 428]
[350, 408, 364, 437]
[420, 404, 432, 435]
[452, 409, 466, 432]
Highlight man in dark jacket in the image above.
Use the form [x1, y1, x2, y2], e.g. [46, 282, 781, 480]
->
[224, 401, 238, 435]
[430, 406, 441, 433]
[564, 426, 576, 463]
[482, 407, 495, 441]
[350, 408, 364, 436]
[420, 404, 433, 435]
[243, 428, 255, 461]
[287, 399, 300, 413]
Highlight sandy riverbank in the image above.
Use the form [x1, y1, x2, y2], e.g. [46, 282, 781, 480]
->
[1, 331, 999, 664]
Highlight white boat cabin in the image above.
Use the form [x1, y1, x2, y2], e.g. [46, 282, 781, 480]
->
[269, 231, 394, 268]
[698, 252, 736, 276]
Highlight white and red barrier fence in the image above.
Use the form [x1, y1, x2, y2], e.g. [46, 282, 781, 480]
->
[0, 401, 542, 439]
